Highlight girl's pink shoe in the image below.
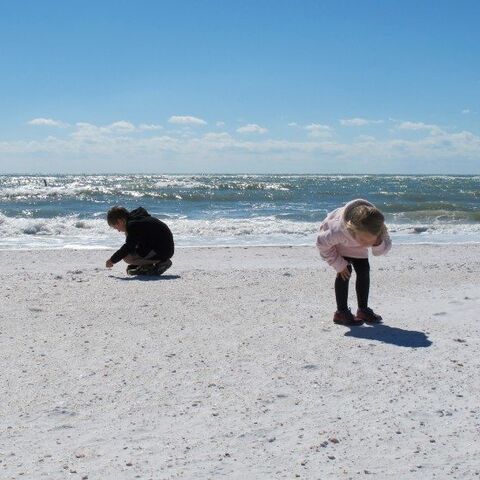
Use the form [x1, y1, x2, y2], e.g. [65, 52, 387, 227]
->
[355, 308, 383, 323]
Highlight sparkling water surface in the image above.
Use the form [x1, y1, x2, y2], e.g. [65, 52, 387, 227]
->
[0, 174, 478, 249]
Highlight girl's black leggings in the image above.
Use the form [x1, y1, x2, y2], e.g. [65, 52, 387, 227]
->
[334, 257, 370, 311]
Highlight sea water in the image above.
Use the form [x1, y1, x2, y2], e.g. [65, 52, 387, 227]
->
[0, 174, 478, 249]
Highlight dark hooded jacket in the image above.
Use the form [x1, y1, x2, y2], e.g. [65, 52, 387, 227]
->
[110, 207, 174, 264]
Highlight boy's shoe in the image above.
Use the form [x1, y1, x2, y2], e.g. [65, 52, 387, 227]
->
[127, 264, 157, 276]
[355, 307, 383, 324]
[126, 264, 140, 275]
[333, 308, 364, 326]
[154, 259, 172, 275]
[127, 260, 172, 276]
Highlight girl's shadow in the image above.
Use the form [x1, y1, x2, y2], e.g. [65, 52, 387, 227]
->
[344, 323, 432, 348]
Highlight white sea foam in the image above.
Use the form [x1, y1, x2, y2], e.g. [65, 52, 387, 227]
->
[0, 212, 479, 250]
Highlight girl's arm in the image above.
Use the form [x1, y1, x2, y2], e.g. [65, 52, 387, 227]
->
[316, 230, 349, 272]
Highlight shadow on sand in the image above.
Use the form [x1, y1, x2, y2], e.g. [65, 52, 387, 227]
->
[109, 274, 181, 282]
[344, 323, 432, 348]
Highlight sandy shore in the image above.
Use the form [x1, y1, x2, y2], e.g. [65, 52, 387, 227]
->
[1, 244, 479, 479]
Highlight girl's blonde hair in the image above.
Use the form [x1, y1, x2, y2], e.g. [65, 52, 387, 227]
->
[345, 205, 387, 237]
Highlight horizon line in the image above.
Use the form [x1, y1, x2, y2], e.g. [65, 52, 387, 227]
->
[1, 172, 479, 177]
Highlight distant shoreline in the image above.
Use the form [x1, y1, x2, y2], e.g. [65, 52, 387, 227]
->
[1, 241, 480, 253]
[1, 172, 479, 176]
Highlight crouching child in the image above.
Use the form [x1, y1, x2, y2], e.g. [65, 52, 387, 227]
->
[106, 206, 174, 276]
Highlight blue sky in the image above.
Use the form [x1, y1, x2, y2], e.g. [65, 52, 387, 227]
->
[0, 0, 479, 173]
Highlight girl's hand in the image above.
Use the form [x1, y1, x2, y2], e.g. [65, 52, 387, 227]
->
[373, 235, 383, 246]
[337, 266, 351, 281]
[373, 226, 388, 246]
[105, 259, 114, 268]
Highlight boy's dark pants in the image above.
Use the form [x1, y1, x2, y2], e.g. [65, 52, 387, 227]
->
[334, 257, 370, 311]
[123, 249, 171, 266]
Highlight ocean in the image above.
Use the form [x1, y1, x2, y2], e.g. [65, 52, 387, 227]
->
[0, 174, 478, 250]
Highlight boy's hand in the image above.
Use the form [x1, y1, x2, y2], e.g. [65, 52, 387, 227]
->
[105, 259, 114, 268]
[337, 266, 351, 281]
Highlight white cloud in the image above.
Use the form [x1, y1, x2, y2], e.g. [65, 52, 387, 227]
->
[356, 135, 376, 142]
[71, 121, 136, 139]
[139, 123, 163, 131]
[398, 121, 433, 130]
[168, 115, 207, 126]
[304, 123, 333, 138]
[216, 121, 226, 127]
[236, 124, 268, 134]
[288, 122, 298, 127]
[6, 127, 478, 161]
[397, 121, 443, 135]
[69, 120, 162, 135]
[203, 132, 232, 141]
[28, 118, 69, 128]
[71, 122, 101, 139]
[3, 117, 480, 173]
[106, 121, 136, 133]
[340, 118, 383, 126]
[461, 109, 470, 114]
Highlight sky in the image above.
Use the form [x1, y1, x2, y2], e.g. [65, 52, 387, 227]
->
[0, 0, 479, 174]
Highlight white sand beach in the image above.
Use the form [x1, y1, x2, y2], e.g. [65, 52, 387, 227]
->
[1, 244, 479, 479]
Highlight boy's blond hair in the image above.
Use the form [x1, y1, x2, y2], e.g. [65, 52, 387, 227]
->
[345, 205, 387, 237]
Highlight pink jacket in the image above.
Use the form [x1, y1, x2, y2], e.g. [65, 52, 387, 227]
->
[316, 199, 392, 272]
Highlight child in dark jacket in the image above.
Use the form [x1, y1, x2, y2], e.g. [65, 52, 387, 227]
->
[105, 206, 174, 275]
